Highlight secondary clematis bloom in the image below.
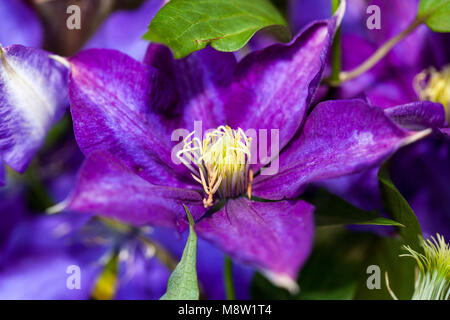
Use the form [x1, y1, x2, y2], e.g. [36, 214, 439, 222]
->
[303, 0, 449, 241]
[0, 207, 252, 300]
[58, 4, 437, 291]
[337, 0, 449, 128]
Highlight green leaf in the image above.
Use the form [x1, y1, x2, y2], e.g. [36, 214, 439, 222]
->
[160, 205, 199, 300]
[143, 0, 290, 58]
[302, 188, 404, 227]
[418, 0, 450, 32]
[354, 237, 415, 300]
[297, 227, 376, 300]
[378, 164, 423, 253]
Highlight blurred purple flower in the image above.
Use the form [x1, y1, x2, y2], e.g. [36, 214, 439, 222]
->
[0, 186, 252, 300]
[84, 0, 165, 61]
[289, 0, 367, 37]
[338, 0, 449, 117]
[0, 0, 43, 48]
[390, 136, 450, 239]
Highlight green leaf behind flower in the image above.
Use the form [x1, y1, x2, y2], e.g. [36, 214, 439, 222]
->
[354, 237, 415, 300]
[302, 188, 404, 227]
[418, 0, 450, 32]
[143, 0, 290, 58]
[160, 205, 199, 300]
[378, 164, 423, 253]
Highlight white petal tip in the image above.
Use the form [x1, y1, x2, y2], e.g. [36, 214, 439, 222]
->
[336, 0, 347, 27]
[263, 271, 300, 295]
[49, 54, 70, 69]
[402, 128, 432, 147]
[46, 199, 69, 215]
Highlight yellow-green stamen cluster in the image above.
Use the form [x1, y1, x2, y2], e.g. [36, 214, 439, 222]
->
[414, 65, 450, 121]
[177, 126, 252, 208]
[401, 234, 450, 300]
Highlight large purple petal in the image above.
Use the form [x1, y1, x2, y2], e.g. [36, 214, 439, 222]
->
[0, 0, 43, 47]
[226, 9, 342, 156]
[65, 151, 204, 231]
[385, 101, 448, 130]
[143, 44, 237, 132]
[195, 197, 314, 292]
[68, 48, 191, 187]
[0, 45, 69, 172]
[252, 99, 431, 200]
[84, 0, 164, 61]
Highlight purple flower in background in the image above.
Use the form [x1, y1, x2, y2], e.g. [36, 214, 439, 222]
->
[289, 0, 367, 37]
[338, 0, 449, 121]
[58, 6, 433, 291]
[0, 208, 252, 300]
[298, 0, 450, 245]
[390, 137, 450, 239]
[84, 0, 165, 61]
[0, 0, 43, 48]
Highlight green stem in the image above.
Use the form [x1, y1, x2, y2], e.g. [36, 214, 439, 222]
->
[329, 18, 423, 86]
[224, 256, 236, 300]
[329, 0, 341, 83]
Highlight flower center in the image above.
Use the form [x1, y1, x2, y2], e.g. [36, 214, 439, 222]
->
[177, 126, 252, 208]
[414, 65, 450, 121]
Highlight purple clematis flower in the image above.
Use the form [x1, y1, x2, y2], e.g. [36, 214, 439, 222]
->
[58, 5, 435, 291]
